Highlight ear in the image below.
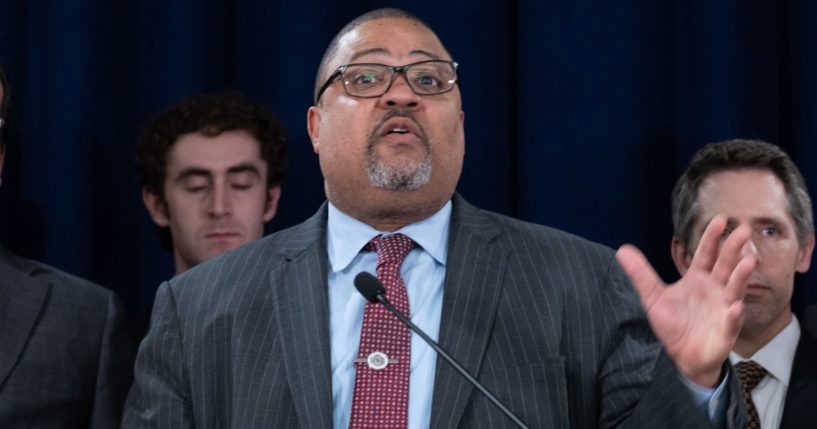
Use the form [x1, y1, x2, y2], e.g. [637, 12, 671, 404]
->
[671, 237, 692, 275]
[263, 185, 281, 222]
[142, 188, 170, 227]
[796, 232, 815, 273]
[307, 106, 321, 154]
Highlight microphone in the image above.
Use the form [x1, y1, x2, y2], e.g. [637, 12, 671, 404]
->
[354, 272, 529, 429]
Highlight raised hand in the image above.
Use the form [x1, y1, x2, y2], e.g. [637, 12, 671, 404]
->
[615, 215, 756, 387]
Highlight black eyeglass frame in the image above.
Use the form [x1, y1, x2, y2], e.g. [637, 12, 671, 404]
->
[314, 59, 459, 103]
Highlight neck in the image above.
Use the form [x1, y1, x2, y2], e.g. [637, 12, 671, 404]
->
[326, 183, 452, 232]
[359, 209, 439, 232]
[173, 252, 192, 275]
[355, 198, 447, 231]
[733, 312, 793, 357]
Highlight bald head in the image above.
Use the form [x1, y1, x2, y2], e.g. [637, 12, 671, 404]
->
[313, 8, 449, 103]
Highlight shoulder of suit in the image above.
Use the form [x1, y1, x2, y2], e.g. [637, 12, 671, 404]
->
[802, 304, 817, 340]
[0, 248, 115, 320]
[799, 317, 817, 351]
[466, 206, 615, 256]
[452, 193, 613, 251]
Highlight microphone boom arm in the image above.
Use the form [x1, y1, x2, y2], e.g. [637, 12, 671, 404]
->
[375, 293, 530, 429]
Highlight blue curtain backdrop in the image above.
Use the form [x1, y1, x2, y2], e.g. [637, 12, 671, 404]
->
[1, 0, 816, 336]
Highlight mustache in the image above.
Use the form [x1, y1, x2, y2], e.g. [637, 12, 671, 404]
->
[368, 109, 429, 144]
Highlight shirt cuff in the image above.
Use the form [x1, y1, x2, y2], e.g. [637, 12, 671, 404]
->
[679, 370, 729, 423]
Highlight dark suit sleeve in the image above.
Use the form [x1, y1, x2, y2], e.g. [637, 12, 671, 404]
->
[90, 292, 135, 428]
[122, 282, 194, 428]
[598, 259, 745, 429]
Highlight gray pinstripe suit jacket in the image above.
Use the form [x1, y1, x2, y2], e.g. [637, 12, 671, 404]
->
[123, 195, 745, 428]
[0, 247, 134, 428]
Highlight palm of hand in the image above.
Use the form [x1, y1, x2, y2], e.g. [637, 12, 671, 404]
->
[616, 216, 756, 386]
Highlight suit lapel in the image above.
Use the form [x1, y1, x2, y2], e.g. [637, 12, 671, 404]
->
[780, 327, 817, 428]
[269, 206, 334, 428]
[430, 196, 507, 429]
[0, 249, 48, 390]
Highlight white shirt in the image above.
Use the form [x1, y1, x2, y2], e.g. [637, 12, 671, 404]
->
[730, 316, 801, 429]
[327, 201, 450, 429]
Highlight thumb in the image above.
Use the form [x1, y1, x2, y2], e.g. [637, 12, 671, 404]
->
[616, 244, 665, 310]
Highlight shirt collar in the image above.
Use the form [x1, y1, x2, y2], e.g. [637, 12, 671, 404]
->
[326, 200, 451, 273]
[730, 316, 801, 386]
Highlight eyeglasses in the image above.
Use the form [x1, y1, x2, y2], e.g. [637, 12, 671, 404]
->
[315, 60, 458, 103]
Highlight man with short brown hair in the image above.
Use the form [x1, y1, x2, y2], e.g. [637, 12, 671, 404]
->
[671, 139, 817, 428]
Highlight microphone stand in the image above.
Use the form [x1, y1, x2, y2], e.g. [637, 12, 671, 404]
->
[374, 293, 530, 429]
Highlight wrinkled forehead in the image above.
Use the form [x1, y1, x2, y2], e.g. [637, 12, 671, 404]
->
[330, 18, 452, 69]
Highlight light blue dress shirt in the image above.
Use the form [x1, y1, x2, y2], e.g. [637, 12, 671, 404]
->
[327, 201, 450, 429]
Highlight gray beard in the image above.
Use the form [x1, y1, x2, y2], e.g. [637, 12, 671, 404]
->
[367, 150, 432, 191]
[366, 110, 432, 191]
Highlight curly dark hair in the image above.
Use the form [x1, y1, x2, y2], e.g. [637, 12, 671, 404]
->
[136, 90, 288, 249]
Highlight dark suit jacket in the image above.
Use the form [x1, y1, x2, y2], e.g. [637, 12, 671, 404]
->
[123, 195, 744, 428]
[0, 247, 134, 428]
[779, 324, 817, 428]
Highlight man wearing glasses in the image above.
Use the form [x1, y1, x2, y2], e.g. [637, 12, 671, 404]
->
[125, 8, 753, 428]
[0, 65, 134, 427]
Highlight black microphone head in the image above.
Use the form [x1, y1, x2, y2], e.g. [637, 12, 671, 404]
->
[354, 272, 384, 303]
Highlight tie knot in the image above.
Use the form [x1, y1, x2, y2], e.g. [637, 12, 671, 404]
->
[735, 360, 767, 391]
[367, 233, 415, 266]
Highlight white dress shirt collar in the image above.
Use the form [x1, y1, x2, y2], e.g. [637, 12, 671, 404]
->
[730, 315, 801, 386]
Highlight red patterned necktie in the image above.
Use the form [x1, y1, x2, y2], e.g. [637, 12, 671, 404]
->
[735, 360, 767, 429]
[349, 233, 415, 429]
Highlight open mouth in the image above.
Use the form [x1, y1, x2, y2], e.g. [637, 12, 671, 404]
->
[378, 116, 421, 139]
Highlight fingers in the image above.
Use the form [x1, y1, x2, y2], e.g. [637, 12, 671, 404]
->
[689, 215, 727, 272]
[724, 250, 757, 304]
[723, 301, 745, 342]
[711, 223, 752, 285]
[616, 244, 665, 310]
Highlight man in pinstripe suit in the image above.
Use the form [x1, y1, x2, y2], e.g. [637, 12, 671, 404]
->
[124, 8, 753, 428]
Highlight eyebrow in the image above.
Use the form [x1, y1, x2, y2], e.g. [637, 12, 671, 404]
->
[226, 163, 262, 176]
[698, 215, 787, 234]
[348, 48, 441, 63]
[750, 217, 785, 227]
[174, 167, 212, 183]
[173, 163, 261, 183]
[719, 216, 785, 226]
